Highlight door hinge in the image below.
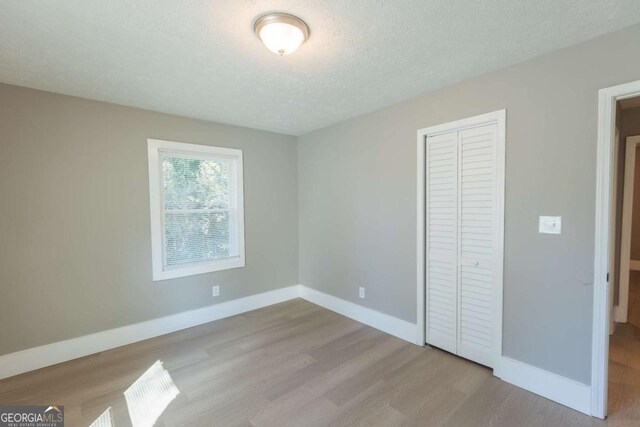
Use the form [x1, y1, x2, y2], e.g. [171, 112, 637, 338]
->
[607, 273, 610, 282]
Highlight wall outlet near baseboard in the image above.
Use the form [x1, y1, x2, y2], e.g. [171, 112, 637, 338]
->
[212, 286, 220, 297]
[358, 287, 365, 299]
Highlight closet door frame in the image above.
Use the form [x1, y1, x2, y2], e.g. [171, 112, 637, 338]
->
[416, 109, 506, 376]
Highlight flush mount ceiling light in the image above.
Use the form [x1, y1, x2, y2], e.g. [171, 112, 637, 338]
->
[254, 13, 309, 56]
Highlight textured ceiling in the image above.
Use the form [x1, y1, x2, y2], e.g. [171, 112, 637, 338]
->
[1, 1, 640, 135]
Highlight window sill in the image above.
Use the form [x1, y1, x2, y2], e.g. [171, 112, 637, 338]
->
[152, 256, 245, 281]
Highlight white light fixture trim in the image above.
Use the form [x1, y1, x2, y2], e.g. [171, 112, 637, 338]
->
[254, 13, 309, 56]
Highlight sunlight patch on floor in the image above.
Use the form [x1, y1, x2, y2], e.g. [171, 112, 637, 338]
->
[88, 407, 114, 427]
[124, 360, 180, 427]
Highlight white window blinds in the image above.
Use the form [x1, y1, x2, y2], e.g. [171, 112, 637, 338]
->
[148, 140, 245, 280]
[162, 154, 235, 267]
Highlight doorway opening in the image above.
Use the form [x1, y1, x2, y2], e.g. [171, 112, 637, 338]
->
[608, 96, 640, 419]
[593, 80, 640, 419]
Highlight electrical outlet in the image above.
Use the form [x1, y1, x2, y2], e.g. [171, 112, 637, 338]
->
[359, 287, 365, 299]
[212, 285, 220, 297]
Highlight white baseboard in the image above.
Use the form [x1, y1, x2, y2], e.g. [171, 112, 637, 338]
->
[0, 284, 418, 381]
[499, 356, 591, 415]
[613, 304, 627, 323]
[0, 285, 300, 380]
[298, 285, 417, 344]
[630, 260, 640, 271]
[0, 283, 590, 419]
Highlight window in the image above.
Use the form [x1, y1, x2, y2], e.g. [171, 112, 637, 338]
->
[147, 139, 245, 280]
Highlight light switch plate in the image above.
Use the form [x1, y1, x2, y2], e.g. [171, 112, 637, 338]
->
[539, 216, 562, 234]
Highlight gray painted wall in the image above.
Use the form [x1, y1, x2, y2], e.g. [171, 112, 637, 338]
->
[298, 24, 640, 385]
[0, 84, 299, 356]
[620, 107, 640, 259]
[633, 151, 640, 260]
[613, 105, 640, 305]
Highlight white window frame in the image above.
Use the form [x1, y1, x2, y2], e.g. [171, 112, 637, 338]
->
[147, 138, 245, 281]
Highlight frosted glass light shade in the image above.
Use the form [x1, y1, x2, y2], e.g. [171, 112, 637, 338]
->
[254, 13, 309, 56]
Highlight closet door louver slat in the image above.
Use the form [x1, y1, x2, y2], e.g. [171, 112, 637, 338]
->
[457, 124, 497, 368]
[425, 131, 458, 354]
[425, 122, 498, 369]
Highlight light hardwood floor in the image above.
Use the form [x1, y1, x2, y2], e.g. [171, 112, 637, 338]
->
[0, 299, 607, 427]
[608, 270, 640, 426]
[608, 321, 640, 426]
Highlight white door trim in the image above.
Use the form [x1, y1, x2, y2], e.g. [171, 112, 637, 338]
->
[609, 128, 620, 334]
[593, 80, 640, 419]
[416, 109, 506, 375]
[616, 136, 640, 323]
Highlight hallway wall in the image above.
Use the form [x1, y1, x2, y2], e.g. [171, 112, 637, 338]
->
[621, 107, 640, 260]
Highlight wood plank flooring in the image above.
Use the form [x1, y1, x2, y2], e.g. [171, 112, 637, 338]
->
[0, 299, 607, 426]
[608, 322, 640, 426]
[608, 270, 640, 426]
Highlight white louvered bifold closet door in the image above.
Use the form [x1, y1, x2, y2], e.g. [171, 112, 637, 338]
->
[457, 124, 497, 368]
[425, 131, 458, 355]
[425, 123, 498, 368]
